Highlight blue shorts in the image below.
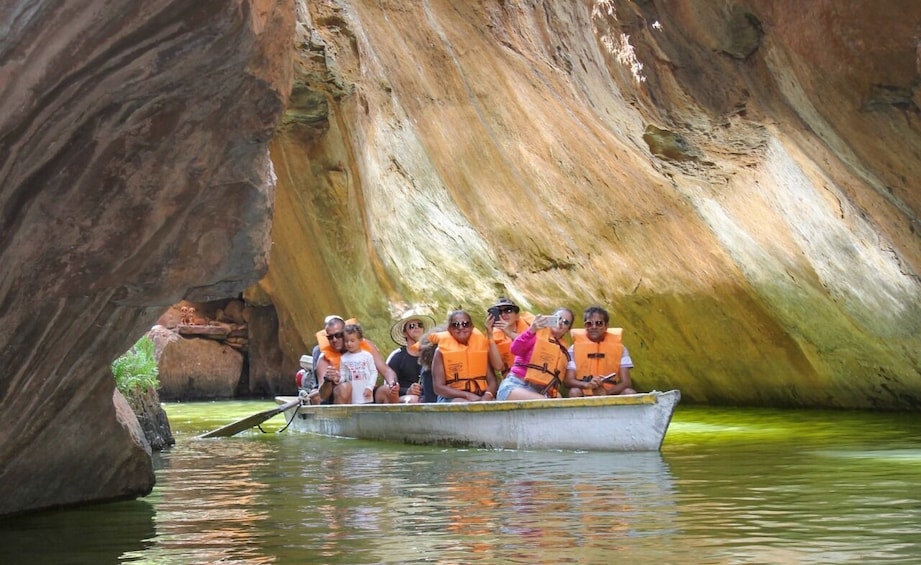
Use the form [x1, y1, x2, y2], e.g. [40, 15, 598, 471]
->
[497, 375, 542, 400]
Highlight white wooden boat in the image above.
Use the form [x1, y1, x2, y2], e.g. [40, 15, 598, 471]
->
[274, 389, 680, 452]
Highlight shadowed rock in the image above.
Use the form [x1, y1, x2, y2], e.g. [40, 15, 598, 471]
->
[0, 0, 293, 517]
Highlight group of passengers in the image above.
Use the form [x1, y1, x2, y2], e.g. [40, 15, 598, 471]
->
[298, 297, 637, 405]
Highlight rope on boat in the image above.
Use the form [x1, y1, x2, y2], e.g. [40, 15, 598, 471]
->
[276, 400, 302, 434]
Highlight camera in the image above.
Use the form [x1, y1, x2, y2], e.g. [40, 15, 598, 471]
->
[537, 315, 561, 329]
[487, 306, 501, 318]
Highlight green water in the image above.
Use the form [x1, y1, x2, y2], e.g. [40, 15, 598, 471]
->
[3, 401, 921, 564]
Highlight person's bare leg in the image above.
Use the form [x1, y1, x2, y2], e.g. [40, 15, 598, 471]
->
[334, 383, 352, 404]
[505, 388, 545, 401]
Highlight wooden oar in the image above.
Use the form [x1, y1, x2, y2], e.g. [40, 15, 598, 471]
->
[198, 397, 302, 438]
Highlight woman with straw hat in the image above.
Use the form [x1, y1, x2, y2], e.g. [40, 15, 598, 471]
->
[385, 311, 436, 403]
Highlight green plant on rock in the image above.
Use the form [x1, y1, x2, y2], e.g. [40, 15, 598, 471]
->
[112, 335, 159, 399]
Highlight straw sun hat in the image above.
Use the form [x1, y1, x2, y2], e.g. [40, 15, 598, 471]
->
[389, 312, 436, 346]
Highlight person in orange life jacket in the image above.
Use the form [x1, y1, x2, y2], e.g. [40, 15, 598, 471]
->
[496, 307, 574, 400]
[432, 310, 503, 402]
[385, 312, 436, 403]
[489, 297, 535, 376]
[564, 305, 637, 396]
[339, 323, 378, 404]
[313, 315, 399, 405]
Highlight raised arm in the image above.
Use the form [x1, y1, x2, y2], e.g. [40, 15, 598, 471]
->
[366, 339, 397, 385]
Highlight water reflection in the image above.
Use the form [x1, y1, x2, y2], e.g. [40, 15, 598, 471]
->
[0, 499, 155, 564]
[265, 443, 680, 564]
[2, 402, 921, 564]
[661, 407, 921, 564]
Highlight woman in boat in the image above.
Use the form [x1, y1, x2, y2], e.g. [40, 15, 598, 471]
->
[564, 305, 637, 396]
[496, 307, 574, 400]
[385, 311, 436, 403]
[489, 297, 535, 376]
[431, 310, 503, 402]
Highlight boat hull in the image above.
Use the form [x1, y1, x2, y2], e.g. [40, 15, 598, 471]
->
[276, 389, 680, 452]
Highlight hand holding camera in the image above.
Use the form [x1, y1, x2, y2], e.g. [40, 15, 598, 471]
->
[535, 314, 562, 329]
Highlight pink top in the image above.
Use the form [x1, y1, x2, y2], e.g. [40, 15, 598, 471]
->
[508, 329, 538, 379]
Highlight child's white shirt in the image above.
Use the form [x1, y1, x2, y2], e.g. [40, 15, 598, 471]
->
[339, 350, 378, 404]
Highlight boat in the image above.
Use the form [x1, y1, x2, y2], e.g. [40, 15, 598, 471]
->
[274, 389, 680, 452]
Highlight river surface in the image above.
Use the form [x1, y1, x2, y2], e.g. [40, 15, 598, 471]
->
[3, 400, 921, 564]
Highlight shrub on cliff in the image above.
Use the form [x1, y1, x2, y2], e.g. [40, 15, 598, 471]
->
[112, 335, 159, 399]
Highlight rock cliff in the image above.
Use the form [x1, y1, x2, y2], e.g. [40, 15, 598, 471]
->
[2, 0, 920, 517]
[0, 0, 293, 516]
[265, 0, 921, 409]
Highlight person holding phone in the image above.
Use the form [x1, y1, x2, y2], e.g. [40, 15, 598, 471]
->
[488, 297, 535, 377]
[496, 307, 575, 400]
[564, 305, 637, 396]
[431, 310, 503, 402]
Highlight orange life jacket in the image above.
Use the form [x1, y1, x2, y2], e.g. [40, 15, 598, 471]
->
[436, 330, 490, 395]
[492, 312, 535, 373]
[514, 328, 569, 397]
[316, 329, 373, 369]
[571, 328, 624, 396]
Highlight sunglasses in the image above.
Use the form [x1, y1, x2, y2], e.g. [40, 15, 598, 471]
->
[404, 322, 425, 330]
[326, 331, 345, 340]
[584, 320, 606, 328]
[497, 306, 518, 315]
[450, 320, 472, 329]
[560, 319, 573, 327]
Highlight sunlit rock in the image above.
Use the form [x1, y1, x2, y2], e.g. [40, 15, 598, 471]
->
[264, 0, 921, 411]
[3, 0, 921, 520]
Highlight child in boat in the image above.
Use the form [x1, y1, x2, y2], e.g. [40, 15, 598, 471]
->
[339, 323, 378, 404]
[417, 325, 445, 403]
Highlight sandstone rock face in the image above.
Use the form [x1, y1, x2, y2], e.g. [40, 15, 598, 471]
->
[127, 387, 175, 452]
[151, 298, 292, 397]
[244, 303, 289, 396]
[3, 0, 921, 519]
[264, 1, 921, 409]
[0, 0, 292, 516]
[156, 331, 245, 400]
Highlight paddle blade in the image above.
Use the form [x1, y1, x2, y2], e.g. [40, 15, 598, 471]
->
[197, 398, 301, 438]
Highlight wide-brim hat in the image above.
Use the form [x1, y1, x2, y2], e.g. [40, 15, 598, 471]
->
[390, 313, 436, 346]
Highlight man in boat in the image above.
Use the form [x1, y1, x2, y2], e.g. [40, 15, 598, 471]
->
[563, 305, 637, 396]
[489, 297, 535, 376]
[311, 315, 400, 405]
